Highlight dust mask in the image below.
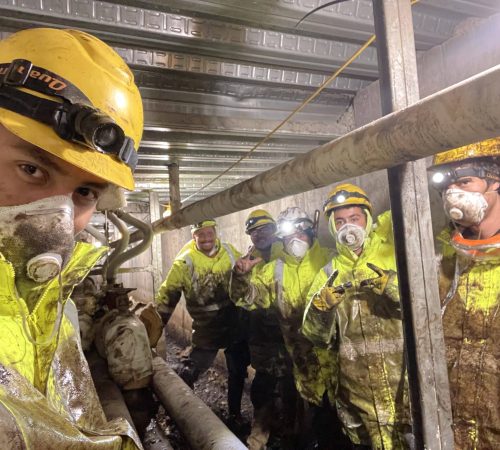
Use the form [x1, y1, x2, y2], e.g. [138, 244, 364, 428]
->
[442, 188, 488, 226]
[336, 223, 366, 252]
[0, 196, 75, 283]
[285, 238, 310, 259]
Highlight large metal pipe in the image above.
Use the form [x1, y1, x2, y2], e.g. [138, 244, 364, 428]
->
[168, 163, 181, 213]
[152, 357, 247, 450]
[87, 351, 137, 433]
[154, 65, 500, 232]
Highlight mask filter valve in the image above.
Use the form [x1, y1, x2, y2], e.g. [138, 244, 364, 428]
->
[26, 253, 63, 283]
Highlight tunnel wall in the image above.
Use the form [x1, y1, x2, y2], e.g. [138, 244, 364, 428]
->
[121, 13, 500, 340]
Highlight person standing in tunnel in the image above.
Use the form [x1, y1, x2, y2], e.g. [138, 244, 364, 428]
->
[0, 28, 144, 449]
[155, 219, 250, 426]
[428, 139, 500, 449]
[302, 183, 411, 450]
[242, 209, 297, 450]
[231, 206, 343, 449]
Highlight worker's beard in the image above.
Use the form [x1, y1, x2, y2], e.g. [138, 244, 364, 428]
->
[0, 196, 75, 284]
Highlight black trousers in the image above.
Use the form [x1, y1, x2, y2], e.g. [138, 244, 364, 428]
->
[178, 340, 250, 416]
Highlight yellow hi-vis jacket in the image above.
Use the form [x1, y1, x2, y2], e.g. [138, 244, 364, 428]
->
[230, 239, 335, 405]
[302, 211, 410, 449]
[247, 241, 291, 377]
[0, 242, 142, 450]
[438, 228, 500, 450]
[156, 239, 245, 349]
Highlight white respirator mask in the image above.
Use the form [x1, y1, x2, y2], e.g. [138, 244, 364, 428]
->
[0, 195, 75, 283]
[442, 188, 488, 226]
[329, 209, 372, 253]
[284, 237, 310, 259]
[336, 223, 366, 252]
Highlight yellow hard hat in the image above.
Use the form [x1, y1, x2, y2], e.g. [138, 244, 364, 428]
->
[191, 219, 217, 233]
[432, 137, 500, 167]
[0, 28, 143, 190]
[429, 137, 500, 189]
[323, 183, 372, 217]
[245, 209, 275, 234]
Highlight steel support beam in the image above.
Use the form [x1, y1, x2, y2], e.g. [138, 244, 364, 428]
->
[153, 64, 500, 232]
[372, 1, 453, 449]
[168, 163, 182, 213]
[148, 191, 164, 294]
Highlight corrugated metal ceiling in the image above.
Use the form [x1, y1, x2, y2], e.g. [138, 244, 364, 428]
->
[1, 0, 499, 207]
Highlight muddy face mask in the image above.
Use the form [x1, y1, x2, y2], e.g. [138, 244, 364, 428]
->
[0, 196, 75, 283]
[284, 237, 310, 259]
[442, 188, 488, 226]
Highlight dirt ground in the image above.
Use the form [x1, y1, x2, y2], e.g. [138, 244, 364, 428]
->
[144, 334, 253, 450]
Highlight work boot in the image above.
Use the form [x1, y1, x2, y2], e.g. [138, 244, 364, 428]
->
[173, 362, 198, 389]
[227, 413, 250, 439]
[247, 406, 271, 450]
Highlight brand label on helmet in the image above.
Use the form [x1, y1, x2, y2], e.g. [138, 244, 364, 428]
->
[0, 60, 89, 103]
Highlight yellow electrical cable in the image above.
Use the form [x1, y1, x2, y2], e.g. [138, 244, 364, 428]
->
[181, 0, 419, 204]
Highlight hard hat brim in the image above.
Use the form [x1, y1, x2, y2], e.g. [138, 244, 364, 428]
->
[0, 109, 135, 190]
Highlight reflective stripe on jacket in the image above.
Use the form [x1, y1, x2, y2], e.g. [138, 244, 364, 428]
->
[0, 242, 142, 450]
[303, 211, 410, 449]
[438, 228, 500, 450]
[156, 239, 244, 348]
[231, 239, 336, 405]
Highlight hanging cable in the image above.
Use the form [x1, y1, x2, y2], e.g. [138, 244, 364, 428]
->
[181, 0, 419, 204]
[181, 35, 375, 204]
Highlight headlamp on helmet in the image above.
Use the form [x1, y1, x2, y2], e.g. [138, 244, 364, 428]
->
[0, 59, 137, 171]
[276, 218, 314, 238]
[429, 162, 500, 192]
[323, 184, 372, 217]
[245, 210, 275, 234]
[191, 219, 217, 233]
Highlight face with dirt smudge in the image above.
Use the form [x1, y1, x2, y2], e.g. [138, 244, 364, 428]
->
[0, 124, 109, 233]
[249, 223, 277, 251]
[193, 226, 217, 256]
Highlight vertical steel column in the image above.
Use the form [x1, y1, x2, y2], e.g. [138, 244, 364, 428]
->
[372, 1, 454, 449]
[149, 190, 164, 293]
[168, 163, 181, 213]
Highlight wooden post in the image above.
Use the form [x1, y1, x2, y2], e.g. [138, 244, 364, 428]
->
[372, 1, 454, 448]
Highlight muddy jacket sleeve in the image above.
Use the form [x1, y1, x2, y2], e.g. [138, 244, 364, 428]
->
[155, 260, 187, 322]
[302, 265, 337, 347]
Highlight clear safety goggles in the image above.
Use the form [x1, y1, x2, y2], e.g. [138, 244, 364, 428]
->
[277, 218, 314, 237]
[0, 59, 137, 171]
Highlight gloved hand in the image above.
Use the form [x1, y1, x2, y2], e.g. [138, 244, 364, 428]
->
[359, 263, 399, 301]
[312, 270, 350, 311]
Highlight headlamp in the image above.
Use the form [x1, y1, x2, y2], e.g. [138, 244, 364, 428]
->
[325, 190, 368, 207]
[245, 215, 270, 229]
[0, 59, 137, 171]
[277, 218, 313, 237]
[428, 166, 499, 191]
[191, 219, 217, 232]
